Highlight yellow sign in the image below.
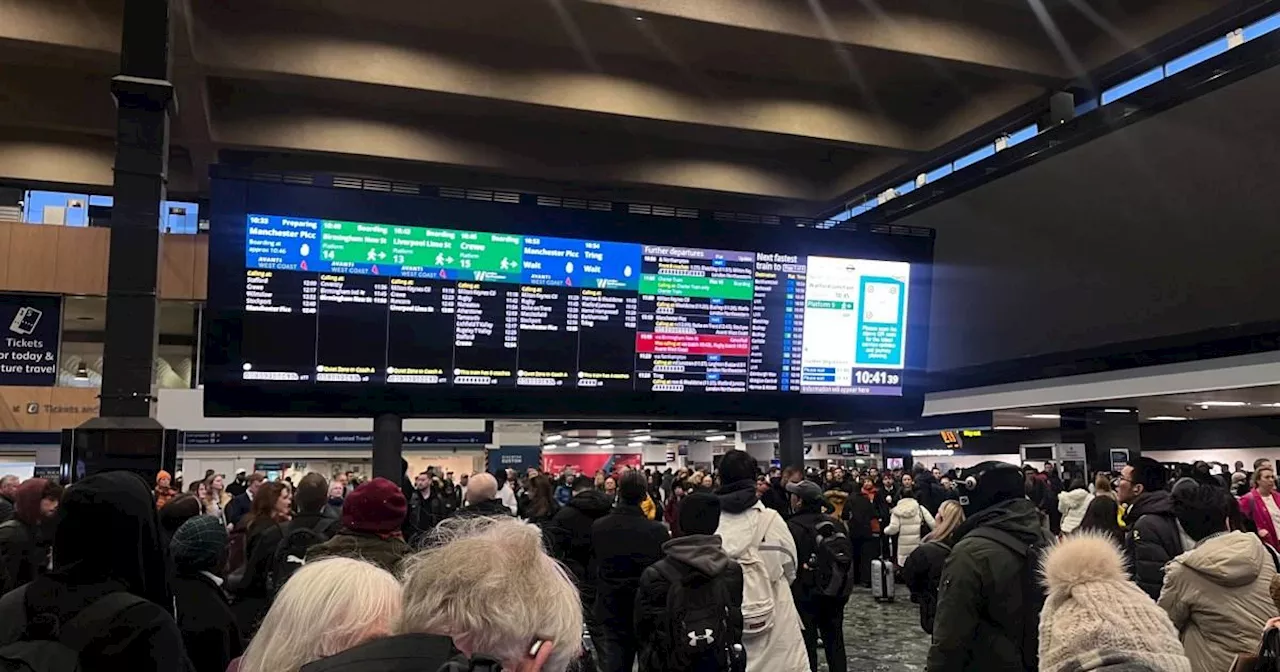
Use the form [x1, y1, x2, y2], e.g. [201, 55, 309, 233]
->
[0, 386, 99, 430]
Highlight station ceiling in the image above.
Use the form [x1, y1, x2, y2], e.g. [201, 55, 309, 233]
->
[0, 0, 1229, 214]
[993, 385, 1280, 430]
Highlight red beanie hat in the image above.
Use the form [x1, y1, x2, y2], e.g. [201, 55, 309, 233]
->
[342, 477, 407, 537]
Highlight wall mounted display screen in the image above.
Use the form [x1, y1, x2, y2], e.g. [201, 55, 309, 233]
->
[204, 175, 933, 419]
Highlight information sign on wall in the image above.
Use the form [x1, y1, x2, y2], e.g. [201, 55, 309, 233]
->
[0, 294, 61, 386]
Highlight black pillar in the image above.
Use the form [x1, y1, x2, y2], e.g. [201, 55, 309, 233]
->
[373, 413, 404, 483]
[778, 418, 805, 469]
[67, 0, 176, 482]
[1060, 407, 1141, 477]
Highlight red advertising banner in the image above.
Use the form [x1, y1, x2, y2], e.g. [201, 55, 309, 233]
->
[543, 452, 642, 476]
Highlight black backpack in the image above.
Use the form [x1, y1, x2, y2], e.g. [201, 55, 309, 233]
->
[805, 520, 855, 599]
[653, 561, 743, 672]
[0, 588, 147, 672]
[270, 519, 334, 593]
[968, 527, 1048, 672]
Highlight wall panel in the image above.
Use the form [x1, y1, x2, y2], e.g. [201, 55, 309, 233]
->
[54, 226, 109, 295]
[159, 234, 198, 300]
[3, 224, 60, 293]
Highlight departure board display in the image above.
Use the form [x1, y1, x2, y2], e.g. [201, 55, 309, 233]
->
[238, 214, 910, 395]
[203, 175, 933, 419]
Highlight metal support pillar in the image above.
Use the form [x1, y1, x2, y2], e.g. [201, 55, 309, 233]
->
[778, 418, 805, 470]
[373, 413, 405, 483]
[68, 0, 176, 481]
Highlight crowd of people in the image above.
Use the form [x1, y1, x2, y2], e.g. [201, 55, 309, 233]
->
[1, 453, 1280, 671]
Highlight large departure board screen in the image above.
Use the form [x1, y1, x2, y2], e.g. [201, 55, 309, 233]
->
[204, 176, 933, 419]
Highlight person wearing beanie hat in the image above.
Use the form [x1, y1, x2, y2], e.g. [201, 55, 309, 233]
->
[170, 516, 245, 672]
[0, 477, 62, 594]
[1039, 532, 1191, 672]
[787, 477, 854, 672]
[305, 477, 411, 574]
[635, 492, 745, 672]
[926, 461, 1054, 672]
[155, 469, 178, 510]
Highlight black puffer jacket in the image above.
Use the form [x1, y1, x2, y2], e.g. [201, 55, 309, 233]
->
[926, 498, 1051, 672]
[1123, 490, 1187, 600]
[545, 489, 613, 608]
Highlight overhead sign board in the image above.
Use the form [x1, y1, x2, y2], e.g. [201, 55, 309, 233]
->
[0, 294, 61, 386]
[180, 430, 492, 446]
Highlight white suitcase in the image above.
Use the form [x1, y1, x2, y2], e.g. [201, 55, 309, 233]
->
[871, 557, 895, 602]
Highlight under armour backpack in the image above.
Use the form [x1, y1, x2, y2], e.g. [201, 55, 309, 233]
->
[653, 562, 741, 672]
[270, 518, 334, 594]
[808, 520, 855, 599]
[0, 588, 147, 672]
[968, 527, 1049, 672]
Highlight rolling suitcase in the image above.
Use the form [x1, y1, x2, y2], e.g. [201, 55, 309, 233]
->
[871, 557, 895, 602]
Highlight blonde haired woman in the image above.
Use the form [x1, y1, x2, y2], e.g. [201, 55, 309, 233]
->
[236, 558, 402, 672]
[301, 516, 583, 672]
[903, 500, 965, 634]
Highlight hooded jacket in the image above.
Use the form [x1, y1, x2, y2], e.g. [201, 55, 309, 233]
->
[1124, 490, 1190, 600]
[634, 534, 745, 671]
[716, 480, 809, 672]
[0, 471, 194, 672]
[1057, 488, 1094, 535]
[1157, 532, 1280, 672]
[886, 497, 937, 566]
[926, 498, 1052, 672]
[545, 488, 613, 610]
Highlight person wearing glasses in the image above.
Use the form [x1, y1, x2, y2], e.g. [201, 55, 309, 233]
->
[1116, 457, 1192, 600]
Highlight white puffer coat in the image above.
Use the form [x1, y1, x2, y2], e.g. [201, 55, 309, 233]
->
[885, 497, 936, 566]
[1057, 487, 1094, 534]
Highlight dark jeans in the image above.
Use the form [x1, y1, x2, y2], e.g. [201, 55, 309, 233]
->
[851, 536, 878, 586]
[592, 626, 637, 672]
[799, 597, 847, 672]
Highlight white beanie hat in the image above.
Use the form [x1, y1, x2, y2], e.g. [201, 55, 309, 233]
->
[1038, 532, 1191, 672]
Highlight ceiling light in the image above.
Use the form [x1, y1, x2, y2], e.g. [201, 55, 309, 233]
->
[634, 15, 644, 21]
[632, 435, 652, 442]
[544, 434, 563, 442]
[74, 362, 89, 380]
[1198, 401, 1249, 408]
[1147, 416, 1188, 421]
[596, 438, 613, 445]
[566, 441, 580, 448]
[1103, 408, 1133, 413]
[1025, 414, 1060, 420]
[1259, 403, 1280, 408]
[993, 425, 1030, 431]
[706, 435, 728, 442]
[543, 443, 558, 449]
[628, 441, 643, 447]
